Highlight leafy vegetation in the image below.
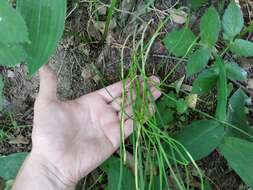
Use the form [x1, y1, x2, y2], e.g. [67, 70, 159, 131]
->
[0, 153, 28, 180]
[0, 0, 253, 189]
[162, 0, 253, 188]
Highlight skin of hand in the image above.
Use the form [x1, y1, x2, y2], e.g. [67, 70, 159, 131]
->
[12, 65, 161, 189]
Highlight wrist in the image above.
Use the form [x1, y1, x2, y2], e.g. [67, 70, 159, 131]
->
[13, 152, 76, 190]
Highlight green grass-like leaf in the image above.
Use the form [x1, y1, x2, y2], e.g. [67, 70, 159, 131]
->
[215, 57, 227, 122]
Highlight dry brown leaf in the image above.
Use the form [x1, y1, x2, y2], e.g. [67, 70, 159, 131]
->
[182, 84, 192, 92]
[170, 9, 188, 24]
[9, 135, 29, 145]
[174, 75, 185, 94]
[239, 57, 253, 70]
[248, 78, 253, 89]
[87, 20, 101, 40]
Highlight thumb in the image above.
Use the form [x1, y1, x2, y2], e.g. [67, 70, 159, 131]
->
[38, 65, 58, 101]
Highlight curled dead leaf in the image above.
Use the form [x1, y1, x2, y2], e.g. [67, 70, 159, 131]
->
[170, 9, 188, 24]
[182, 84, 192, 92]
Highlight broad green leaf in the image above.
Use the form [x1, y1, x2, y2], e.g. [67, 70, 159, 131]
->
[0, 1, 29, 44]
[187, 0, 208, 9]
[192, 68, 219, 94]
[163, 28, 196, 57]
[227, 89, 253, 140]
[186, 47, 211, 76]
[222, 1, 244, 40]
[155, 107, 174, 129]
[101, 156, 135, 190]
[200, 6, 221, 47]
[164, 92, 177, 108]
[176, 99, 188, 114]
[0, 76, 3, 110]
[0, 44, 27, 67]
[215, 57, 227, 121]
[155, 93, 176, 128]
[219, 137, 253, 188]
[0, 152, 28, 180]
[230, 39, 253, 57]
[17, 0, 67, 75]
[174, 120, 226, 161]
[225, 61, 247, 81]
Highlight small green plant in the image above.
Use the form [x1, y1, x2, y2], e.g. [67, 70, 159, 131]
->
[162, 0, 253, 188]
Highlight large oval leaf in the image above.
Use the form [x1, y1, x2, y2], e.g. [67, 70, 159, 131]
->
[222, 1, 244, 40]
[230, 39, 253, 57]
[186, 47, 211, 76]
[0, 44, 27, 67]
[192, 67, 219, 94]
[17, 0, 67, 75]
[225, 61, 247, 81]
[219, 137, 253, 188]
[174, 120, 226, 161]
[200, 6, 221, 47]
[163, 28, 196, 57]
[227, 89, 253, 140]
[0, 1, 29, 44]
[0, 152, 28, 180]
[101, 156, 135, 190]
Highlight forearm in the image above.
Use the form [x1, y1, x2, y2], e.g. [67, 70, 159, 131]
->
[12, 152, 76, 190]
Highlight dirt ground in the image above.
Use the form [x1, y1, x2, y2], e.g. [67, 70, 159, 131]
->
[1, 0, 253, 189]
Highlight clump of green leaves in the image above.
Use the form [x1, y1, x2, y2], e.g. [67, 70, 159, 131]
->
[163, 1, 253, 188]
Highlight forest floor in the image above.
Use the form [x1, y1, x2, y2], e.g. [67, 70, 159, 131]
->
[1, 0, 253, 189]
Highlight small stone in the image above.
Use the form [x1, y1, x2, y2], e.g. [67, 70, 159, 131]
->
[7, 70, 15, 78]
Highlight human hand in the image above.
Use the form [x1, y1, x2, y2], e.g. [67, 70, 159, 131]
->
[14, 65, 161, 189]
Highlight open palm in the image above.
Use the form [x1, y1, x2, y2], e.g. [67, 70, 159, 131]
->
[31, 65, 161, 185]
